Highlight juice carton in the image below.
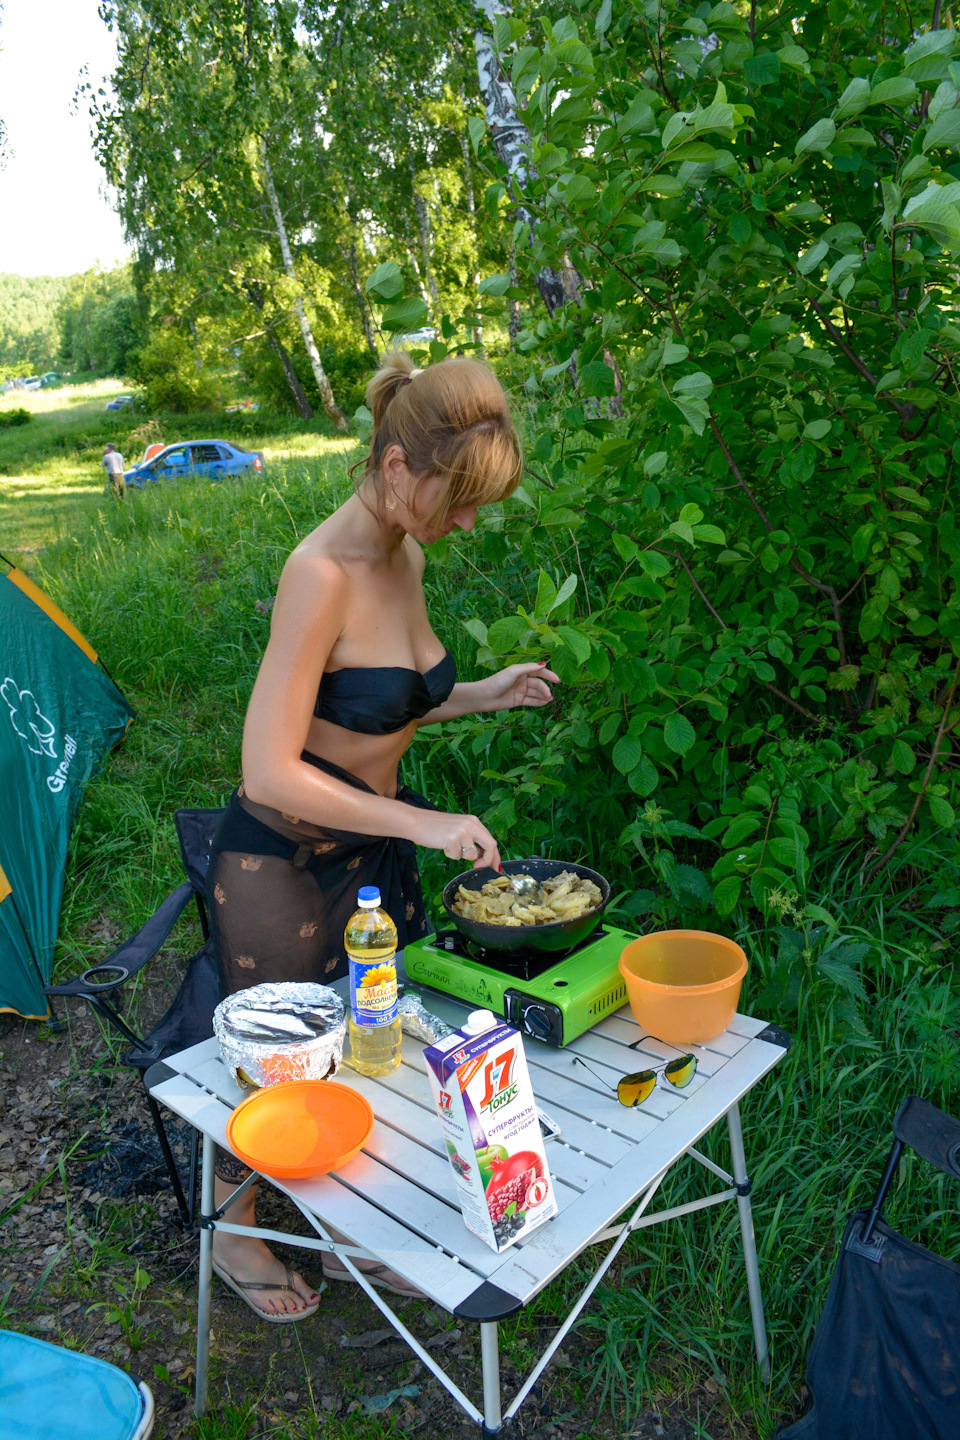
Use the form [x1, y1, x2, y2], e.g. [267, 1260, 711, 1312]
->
[424, 1009, 558, 1252]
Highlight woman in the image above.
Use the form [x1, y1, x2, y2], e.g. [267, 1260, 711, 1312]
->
[208, 350, 558, 1319]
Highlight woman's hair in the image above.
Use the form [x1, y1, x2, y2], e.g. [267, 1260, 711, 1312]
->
[356, 349, 522, 522]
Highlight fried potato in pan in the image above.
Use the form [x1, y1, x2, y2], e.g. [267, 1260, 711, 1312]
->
[453, 869, 602, 927]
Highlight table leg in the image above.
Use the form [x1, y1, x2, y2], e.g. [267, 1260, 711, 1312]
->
[194, 1133, 216, 1417]
[480, 1321, 501, 1437]
[727, 1101, 770, 1381]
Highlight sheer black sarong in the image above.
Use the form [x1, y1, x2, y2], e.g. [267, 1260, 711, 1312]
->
[207, 752, 435, 1183]
[208, 751, 435, 999]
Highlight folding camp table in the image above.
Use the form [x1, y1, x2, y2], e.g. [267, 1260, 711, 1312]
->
[146, 993, 789, 1435]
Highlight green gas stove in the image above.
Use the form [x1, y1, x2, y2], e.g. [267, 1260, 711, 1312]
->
[403, 923, 638, 1047]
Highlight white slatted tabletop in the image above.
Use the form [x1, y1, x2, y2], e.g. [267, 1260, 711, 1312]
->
[148, 994, 790, 1318]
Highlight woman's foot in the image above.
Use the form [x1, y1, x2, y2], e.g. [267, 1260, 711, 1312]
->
[212, 1232, 320, 1318]
[321, 1255, 424, 1298]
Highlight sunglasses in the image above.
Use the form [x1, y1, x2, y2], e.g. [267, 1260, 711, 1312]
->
[573, 1046, 697, 1107]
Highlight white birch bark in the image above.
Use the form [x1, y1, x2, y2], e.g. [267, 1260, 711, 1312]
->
[472, 0, 566, 315]
[457, 94, 483, 346]
[259, 140, 349, 431]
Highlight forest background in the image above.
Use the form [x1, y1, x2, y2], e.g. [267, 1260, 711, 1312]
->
[5, 1, 960, 1435]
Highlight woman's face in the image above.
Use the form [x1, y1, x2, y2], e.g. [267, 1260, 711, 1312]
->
[413, 475, 478, 543]
[385, 456, 477, 544]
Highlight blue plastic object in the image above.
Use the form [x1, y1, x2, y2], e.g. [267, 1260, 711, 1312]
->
[0, 1330, 151, 1440]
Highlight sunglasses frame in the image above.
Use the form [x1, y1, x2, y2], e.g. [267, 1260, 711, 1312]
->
[573, 1042, 698, 1108]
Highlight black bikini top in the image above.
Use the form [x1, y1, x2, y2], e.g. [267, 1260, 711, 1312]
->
[313, 650, 457, 735]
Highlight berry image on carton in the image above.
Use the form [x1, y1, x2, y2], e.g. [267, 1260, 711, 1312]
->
[425, 1015, 557, 1252]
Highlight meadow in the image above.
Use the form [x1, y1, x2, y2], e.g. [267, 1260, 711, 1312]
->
[2, 382, 960, 1439]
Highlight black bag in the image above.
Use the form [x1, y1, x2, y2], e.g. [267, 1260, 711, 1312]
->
[779, 1096, 960, 1439]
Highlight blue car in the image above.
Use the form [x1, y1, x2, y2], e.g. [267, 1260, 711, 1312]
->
[125, 439, 265, 488]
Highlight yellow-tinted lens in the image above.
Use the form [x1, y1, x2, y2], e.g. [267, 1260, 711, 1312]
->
[664, 1054, 697, 1089]
[618, 1070, 656, 1107]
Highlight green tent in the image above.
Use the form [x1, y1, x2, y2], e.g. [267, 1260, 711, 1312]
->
[0, 567, 133, 1018]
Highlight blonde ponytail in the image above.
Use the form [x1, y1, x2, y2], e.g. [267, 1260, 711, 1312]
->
[364, 349, 420, 429]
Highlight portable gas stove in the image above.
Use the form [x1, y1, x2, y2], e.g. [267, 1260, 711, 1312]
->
[403, 923, 637, 1046]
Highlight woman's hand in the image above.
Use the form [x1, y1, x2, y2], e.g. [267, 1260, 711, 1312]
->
[476, 661, 559, 713]
[413, 811, 501, 871]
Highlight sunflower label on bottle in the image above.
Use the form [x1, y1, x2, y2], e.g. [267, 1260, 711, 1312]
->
[344, 887, 402, 1076]
[349, 956, 399, 1026]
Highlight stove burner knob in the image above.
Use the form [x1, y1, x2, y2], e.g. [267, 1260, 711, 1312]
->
[524, 1007, 552, 1038]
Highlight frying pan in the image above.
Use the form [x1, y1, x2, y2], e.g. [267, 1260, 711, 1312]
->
[441, 857, 611, 954]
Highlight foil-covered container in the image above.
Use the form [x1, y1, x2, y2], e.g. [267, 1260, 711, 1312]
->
[397, 992, 453, 1044]
[214, 982, 346, 1088]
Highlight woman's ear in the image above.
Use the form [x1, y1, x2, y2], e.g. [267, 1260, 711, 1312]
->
[380, 443, 403, 489]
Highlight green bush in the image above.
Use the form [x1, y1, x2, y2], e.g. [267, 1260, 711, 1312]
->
[0, 406, 31, 428]
[129, 328, 220, 412]
[241, 337, 371, 418]
[430, 1, 960, 942]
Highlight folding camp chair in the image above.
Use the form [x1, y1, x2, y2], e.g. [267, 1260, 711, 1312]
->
[45, 809, 223, 1225]
[778, 1094, 960, 1439]
[0, 1330, 154, 1440]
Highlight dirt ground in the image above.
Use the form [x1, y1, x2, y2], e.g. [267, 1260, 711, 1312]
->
[0, 996, 773, 1440]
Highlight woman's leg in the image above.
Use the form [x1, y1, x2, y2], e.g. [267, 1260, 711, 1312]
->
[211, 1172, 319, 1316]
[208, 833, 423, 1300]
[208, 847, 327, 1312]
[320, 1228, 423, 1296]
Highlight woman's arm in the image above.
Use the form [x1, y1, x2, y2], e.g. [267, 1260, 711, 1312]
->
[419, 662, 559, 724]
[241, 550, 501, 867]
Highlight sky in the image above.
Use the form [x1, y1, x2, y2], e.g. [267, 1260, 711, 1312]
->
[0, 0, 130, 276]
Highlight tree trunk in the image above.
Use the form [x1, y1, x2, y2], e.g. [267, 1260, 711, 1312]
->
[399, 212, 433, 310]
[266, 330, 315, 419]
[244, 279, 315, 418]
[508, 242, 521, 349]
[472, 0, 566, 316]
[339, 238, 379, 362]
[457, 101, 483, 347]
[411, 166, 439, 310]
[259, 139, 349, 431]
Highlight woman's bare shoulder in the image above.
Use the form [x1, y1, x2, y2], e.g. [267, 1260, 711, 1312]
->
[274, 542, 349, 622]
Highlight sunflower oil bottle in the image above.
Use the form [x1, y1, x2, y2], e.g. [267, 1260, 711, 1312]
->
[345, 886, 402, 1076]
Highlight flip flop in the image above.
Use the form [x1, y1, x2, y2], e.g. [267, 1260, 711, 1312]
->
[321, 1259, 424, 1298]
[212, 1260, 324, 1323]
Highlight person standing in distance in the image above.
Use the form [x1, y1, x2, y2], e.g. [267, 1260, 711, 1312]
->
[102, 443, 126, 500]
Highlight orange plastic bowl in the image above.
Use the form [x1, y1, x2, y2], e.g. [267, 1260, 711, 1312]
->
[619, 930, 748, 1045]
[225, 1080, 374, 1180]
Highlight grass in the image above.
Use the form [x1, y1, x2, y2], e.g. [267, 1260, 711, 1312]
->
[0, 378, 136, 557]
[0, 377, 346, 563]
[5, 380, 960, 1436]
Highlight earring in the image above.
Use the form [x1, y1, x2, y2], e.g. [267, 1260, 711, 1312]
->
[385, 492, 398, 511]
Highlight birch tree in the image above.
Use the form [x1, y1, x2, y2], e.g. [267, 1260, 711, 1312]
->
[471, 0, 566, 315]
[259, 141, 348, 429]
[94, 1, 355, 421]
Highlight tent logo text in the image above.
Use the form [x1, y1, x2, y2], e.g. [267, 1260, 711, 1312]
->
[47, 735, 78, 793]
[1, 678, 57, 759]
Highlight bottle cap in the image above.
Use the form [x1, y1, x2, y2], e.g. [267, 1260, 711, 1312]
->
[462, 1009, 496, 1035]
[357, 886, 381, 909]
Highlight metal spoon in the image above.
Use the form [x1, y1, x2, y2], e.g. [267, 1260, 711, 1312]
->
[506, 873, 547, 906]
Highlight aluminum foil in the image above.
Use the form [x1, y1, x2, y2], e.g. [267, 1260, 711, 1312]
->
[214, 982, 346, 1088]
[397, 992, 453, 1044]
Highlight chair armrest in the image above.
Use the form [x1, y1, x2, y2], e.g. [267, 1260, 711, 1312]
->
[46, 881, 196, 997]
